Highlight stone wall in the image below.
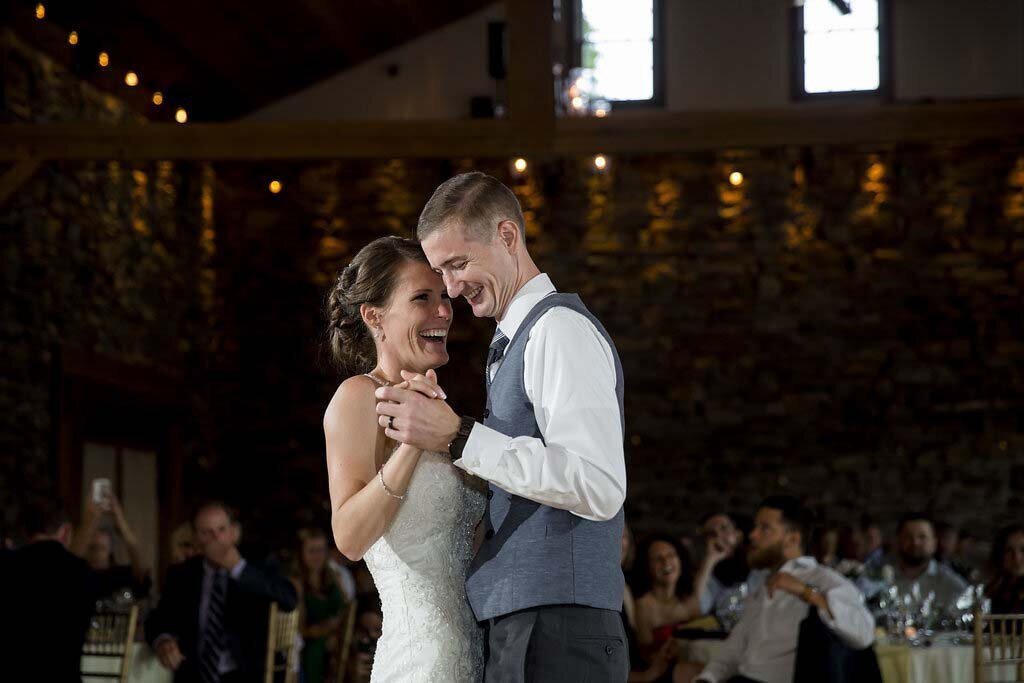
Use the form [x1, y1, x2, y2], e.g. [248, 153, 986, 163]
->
[0, 32, 214, 535]
[213, 144, 1024, 546]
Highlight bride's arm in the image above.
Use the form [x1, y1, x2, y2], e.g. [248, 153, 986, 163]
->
[325, 375, 422, 561]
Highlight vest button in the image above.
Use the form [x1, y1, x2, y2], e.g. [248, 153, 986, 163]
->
[485, 529, 495, 539]
[487, 490, 494, 500]
[482, 409, 490, 418]
[605, 644, 614, 655]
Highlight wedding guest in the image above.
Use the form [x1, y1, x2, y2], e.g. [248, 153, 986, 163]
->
[986, 525, 1024, 613]
[1, 498, 99, 682]
[811, 526, 839, 568]
[858, 513, 968, 606]
[694, 496, 874, 683]
[635, 533, 724, 663]
[169, 522, 197, 565]
[76, 495, 151, 600]
[935, 522, 958, 565]
[698, 512, 767, 627]
[292, 528, 345, 683]
[861, 516, 884, 565]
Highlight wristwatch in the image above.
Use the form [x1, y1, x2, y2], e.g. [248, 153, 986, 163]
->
[447, 415, 476, 460]
[801, 582, 820, 603]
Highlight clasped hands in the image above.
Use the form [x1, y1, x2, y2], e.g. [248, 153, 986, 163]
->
[374, 369, 461, 453]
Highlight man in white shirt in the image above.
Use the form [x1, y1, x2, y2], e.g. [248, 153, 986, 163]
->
[696, 496, 875, 683]
[375, 172, 628, 681]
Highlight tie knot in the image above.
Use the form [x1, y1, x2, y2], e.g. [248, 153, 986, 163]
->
[490, 329, 509, 354]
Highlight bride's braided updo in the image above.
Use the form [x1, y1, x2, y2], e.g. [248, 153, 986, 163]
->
[325, 236, 430, 374]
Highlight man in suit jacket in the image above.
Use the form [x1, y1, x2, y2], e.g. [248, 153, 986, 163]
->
[1, 498, 99, 682]
[145, 501, 298, 683]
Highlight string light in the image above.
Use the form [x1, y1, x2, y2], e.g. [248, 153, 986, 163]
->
[35, 4, 45, 20]
[593, 154, 608, 171]
[98, 52, 110, 67]
[152, 92, 163, 106]
[269, 180, 283, 194]
[68, 31, 79, 46]
[729, 171, 744, 186]
[175, 108, 188, 124]
[124, 71, 139, 87]
[513, 158, 528, 174]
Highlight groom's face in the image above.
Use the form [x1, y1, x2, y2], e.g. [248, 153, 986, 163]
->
[421, 222, 519, 321]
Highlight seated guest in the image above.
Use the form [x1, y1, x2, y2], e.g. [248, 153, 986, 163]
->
[986, 524, 1024, 613]
[145, 501, 298, 682]
[698, 513, 767, 626]
[859, 514, 968, 606]
[1, 498, 99, 682]
[861, 516, 884, 565]
[169, 522, 198, 565]
[811, 526, 840, 568]
[348, 605, 383, 683]
[635, 534, 723, 657]
[76, 495, 151, 601]
[292, 528, 345, 683]
[695, 496, 874, 683]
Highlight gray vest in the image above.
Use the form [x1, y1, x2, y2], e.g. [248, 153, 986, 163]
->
[465, 293, 626, 621]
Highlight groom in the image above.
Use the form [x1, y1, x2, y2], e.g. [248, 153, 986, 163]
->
[375, 172, 628, 681]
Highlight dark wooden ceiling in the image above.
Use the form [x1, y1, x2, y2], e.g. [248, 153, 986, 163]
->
[7, 0, 496, 120]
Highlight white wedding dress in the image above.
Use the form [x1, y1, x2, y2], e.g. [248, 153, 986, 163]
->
[363, 445, 487, 682]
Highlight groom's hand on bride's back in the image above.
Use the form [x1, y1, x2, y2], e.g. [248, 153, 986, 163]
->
[375, 379, 461, 454]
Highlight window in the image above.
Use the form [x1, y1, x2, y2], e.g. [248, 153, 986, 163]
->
[572, 0, 663, 108]
[793, 0, 889, 98]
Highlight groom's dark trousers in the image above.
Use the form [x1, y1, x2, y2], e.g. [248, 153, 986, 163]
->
[485, 604, 628, 682]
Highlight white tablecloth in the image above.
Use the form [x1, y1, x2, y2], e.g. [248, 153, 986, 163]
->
[82, 643, 172, 683]
[679, 637, 1014, 683]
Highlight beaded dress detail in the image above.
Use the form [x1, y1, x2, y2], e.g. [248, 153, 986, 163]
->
[361, 374, 486, 682]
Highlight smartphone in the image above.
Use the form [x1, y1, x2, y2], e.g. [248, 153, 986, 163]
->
[91, 478, 112, 508]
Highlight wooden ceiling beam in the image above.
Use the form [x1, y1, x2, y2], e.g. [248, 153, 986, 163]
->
[2, 101, 1022, 162]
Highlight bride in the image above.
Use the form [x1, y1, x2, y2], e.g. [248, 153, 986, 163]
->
[323, 236, 485, 682]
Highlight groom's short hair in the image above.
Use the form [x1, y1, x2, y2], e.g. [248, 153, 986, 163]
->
[417, 172, 526, 243]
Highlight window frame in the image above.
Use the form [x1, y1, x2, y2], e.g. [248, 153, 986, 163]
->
[790, 0, 893, 102]
[568, 0, 666, 109]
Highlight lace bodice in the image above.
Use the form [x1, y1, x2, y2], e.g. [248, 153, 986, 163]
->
[363, 442, 486, 683]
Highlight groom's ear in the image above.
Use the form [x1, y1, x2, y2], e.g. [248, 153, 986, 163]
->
[497, 219, 519, 253]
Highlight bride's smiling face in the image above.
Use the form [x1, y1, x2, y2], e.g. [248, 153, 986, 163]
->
[369, 260, 453, 374]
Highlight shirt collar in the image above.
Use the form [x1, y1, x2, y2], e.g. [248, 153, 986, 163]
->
[496, 273, 555, 342]
[779, 556, 818, 574]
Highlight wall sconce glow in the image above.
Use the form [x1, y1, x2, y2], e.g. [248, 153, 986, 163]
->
[729, 171, 744, 187]
[124, 71, 139, 87]
[175, 108, 188, 124]
[35, 4, 45, 20]
[594, 155, 608, 171]
[68, 31, 79, 46]
[269, 180, 283, 194]
[513, 158, 528, 174]
[152, 92, 163, 106]
[98, 52, 110, 68]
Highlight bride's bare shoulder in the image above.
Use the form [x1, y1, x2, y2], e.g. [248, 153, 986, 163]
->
[324, 375, 378, 432]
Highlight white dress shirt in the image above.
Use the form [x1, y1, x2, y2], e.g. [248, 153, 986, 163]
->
[697, 556, 875, 683]
[454, 273, 627, 522]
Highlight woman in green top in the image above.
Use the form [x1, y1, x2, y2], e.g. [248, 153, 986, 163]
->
[294, 528, 345, 683]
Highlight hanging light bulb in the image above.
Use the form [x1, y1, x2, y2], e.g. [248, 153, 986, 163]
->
[98, 52, 110, 68]
[68, 31, 79, 46]
[152, 92, 163, 106]
[35, 4, 45, 20]
[175, 108, 188, 124]
[269, 180, 283, 194]
[729, 171, 744, 187]
[124, 72, 139, 87]
[593, 154, 608, 171]
[512, 158, 528, 174]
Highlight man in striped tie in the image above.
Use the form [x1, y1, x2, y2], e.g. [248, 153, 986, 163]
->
[146, 501, 298, 682]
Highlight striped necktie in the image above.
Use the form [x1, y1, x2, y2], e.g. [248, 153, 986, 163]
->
[486, 329, 510, 389]
[199, 569, 227, 683]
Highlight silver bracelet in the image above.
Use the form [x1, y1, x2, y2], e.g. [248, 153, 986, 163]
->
[378, 468, 405, 501]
